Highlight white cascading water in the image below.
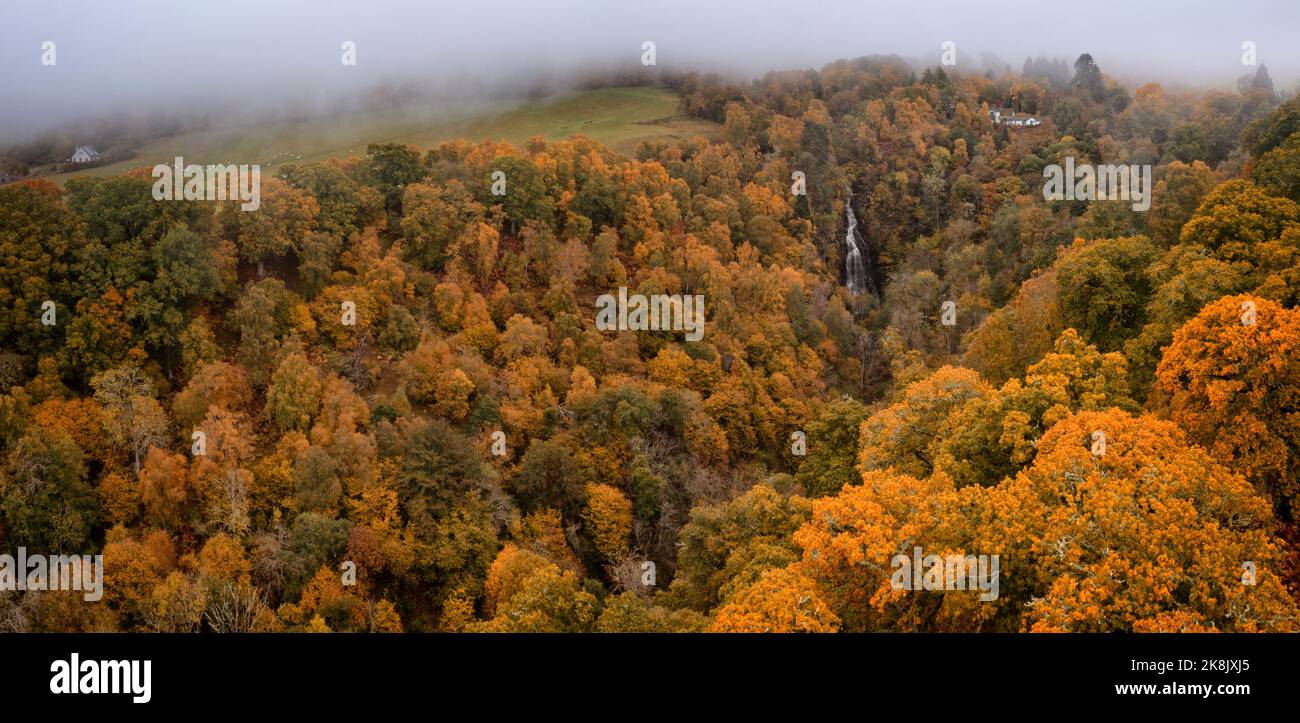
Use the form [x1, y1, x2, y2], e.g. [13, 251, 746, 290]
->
[844, 191, 870, 295]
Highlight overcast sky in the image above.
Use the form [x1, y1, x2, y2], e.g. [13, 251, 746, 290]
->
[2, 0, 1297, 141]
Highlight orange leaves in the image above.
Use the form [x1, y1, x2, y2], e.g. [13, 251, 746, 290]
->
[31, 396, 108, 463]
[476, 556, 598, 633]
[514, 508, 583, 577]
[582, 483, 633, 563]
[12, 80, 1300, 638]
[171, 361, 253, 432]
[767, 115, 805, 158]
[197, 533, 251, 585]
[483, 544, 551, 618]
[138, 447, 192, 530]
[756, 403, 1299, 633]
[710, 567, 840, 633]
[1003, 408, 1295, 632]
[967, 262, 1066, 387]
[935, 330, 1136, 489]
[1156, 294, 1300, 513]
[99, 470, 141, 527]
[858, 365, 990, 479]
[739, 182, 792, 224]
[14, 177, 62, 196]
[791, 468, 979, 631]
[647, 344, 719, 394]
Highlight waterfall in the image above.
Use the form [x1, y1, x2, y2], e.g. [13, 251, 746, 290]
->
[844, 191, 871, 296]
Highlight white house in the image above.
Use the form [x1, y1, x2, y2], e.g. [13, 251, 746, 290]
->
[68, 146, 102, 163]
[990, 108, 1041, 128]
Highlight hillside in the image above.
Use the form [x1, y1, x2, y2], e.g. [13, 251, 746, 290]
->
[41, 87, 719, 185]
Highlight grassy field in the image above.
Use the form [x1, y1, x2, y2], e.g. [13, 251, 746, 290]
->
[43, 87, 718, 185]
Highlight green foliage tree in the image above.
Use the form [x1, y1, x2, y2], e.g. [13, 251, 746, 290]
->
[1055, 236, 1157, 351]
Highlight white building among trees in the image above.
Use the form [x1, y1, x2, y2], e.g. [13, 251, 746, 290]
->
[68, 146, 102, 163]
[989, 109, 1041, 128]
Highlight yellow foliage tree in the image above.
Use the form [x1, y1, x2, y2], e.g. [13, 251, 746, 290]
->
[582, 483, 633, 562]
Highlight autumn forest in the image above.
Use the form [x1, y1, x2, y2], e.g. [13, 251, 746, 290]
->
[3, 49, 1300, 634]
